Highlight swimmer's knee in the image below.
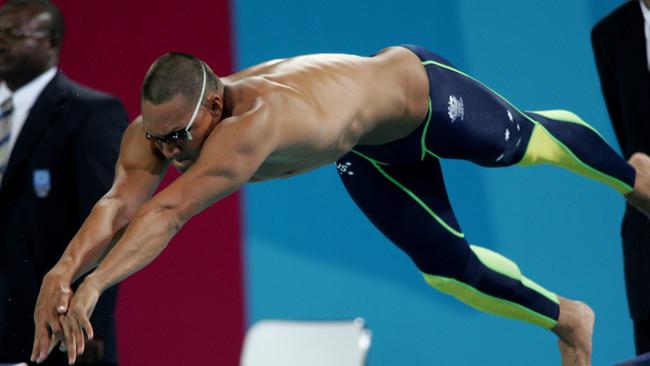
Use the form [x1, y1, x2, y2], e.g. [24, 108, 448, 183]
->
[469, 244, 558, 305]
[421, 244, 558, 306]
[469, 244, 522, 280]
[530, 109, 595, 130]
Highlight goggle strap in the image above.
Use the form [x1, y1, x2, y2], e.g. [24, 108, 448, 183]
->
[185, 61, 207, 141]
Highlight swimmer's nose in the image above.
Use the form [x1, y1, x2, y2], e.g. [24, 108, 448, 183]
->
[160, 142, 182, 160]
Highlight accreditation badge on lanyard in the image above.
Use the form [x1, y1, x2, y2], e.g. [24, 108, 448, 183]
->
[33, 169, 51, 198]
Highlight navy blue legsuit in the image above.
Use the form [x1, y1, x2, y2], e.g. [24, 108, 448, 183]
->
[336, 45, 635, 329]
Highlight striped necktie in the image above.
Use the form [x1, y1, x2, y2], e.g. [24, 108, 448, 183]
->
[0, 97, 14, 184]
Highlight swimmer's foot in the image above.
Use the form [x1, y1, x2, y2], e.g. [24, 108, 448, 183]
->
[626, 153, 650, 218]
[552, 296, 594, 366]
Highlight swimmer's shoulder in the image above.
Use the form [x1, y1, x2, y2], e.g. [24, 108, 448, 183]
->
[223, 51, 374, 83]
[222, 58, 287, 83]
[224, 47, 411, 82]
[124, 115, 145, 137]
[117, 116, 166, 161]
[227, 75, 306, 113]
[131, 115, 143, 126]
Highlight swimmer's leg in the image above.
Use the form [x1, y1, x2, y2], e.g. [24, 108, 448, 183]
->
[337, 150, 595, 364]
[418, 56, 647, 211]
[516, 110, 633, 194]
[518, 111, 650, 219]
[337, 151, 561, 328]
[410, 56, 610, 363]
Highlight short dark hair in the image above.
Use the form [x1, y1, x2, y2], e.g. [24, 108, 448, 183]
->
[4, 0, 65, 45]
[141, 53, 222, 105]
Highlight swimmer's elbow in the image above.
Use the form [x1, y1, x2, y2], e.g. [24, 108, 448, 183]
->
[133, 202, 187, 237]
[164, 206, 185, 233]
[145, 201, 185, 232]
[93, 195, 132, 228]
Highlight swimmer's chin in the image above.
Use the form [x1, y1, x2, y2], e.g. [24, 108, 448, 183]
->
[171, 159, 192, 173]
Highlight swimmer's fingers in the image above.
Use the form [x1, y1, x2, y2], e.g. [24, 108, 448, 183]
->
[80, 314, 94, 341]
[72, 305, 95, 357]
[60, 314, 78, 365]
[60, 311, 93, 362]
[31, 315, 62, 363]
[67, 297, 96, 358]
[30, 322, 48, 363]
[47, 332, 60, 357]
[72, 312, 86, 357]
[47, 318, 64, 359]
[32, 272, 73, 363]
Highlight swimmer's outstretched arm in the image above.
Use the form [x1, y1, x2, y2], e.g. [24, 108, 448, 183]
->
[59, 121, 167, 279]
[31, 119, 167, 364]
[57, 109, 276, 364]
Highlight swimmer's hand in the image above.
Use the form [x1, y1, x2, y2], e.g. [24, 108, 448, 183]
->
[59, 276, 100, 365]
[31, 270, 73, 363]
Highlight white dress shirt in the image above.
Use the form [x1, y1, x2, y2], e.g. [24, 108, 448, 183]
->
[641, 0, 650, 71]
[0, 67, 57, 157]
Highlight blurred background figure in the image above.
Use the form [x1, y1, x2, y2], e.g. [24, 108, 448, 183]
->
[592, 0, 650, 355]
[0, 0, 127, 364]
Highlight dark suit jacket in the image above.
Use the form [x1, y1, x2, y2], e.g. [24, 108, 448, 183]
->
[592, 0, 650, 320]
[0, 72, 127, 364]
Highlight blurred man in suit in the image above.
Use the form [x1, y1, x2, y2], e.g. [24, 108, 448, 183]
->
[0, 0, 127, 364]
[592, 0, 650, 355]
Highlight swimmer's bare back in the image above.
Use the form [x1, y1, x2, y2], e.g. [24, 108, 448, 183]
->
[118, 46, 431, 192]
[207, 46, 429, 181]
[106, 47, 430, 209]
[121, 47, 430, 181]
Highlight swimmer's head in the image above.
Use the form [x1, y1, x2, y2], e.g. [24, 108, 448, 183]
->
[140, 52, 225, 172]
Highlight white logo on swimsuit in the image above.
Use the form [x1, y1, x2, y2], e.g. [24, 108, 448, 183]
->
[447, 95, 464, 123]
[507, 109, 521, 131]
[337, 161, 354, 176]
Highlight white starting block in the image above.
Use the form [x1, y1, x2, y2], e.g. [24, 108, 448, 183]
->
[240, 317, 372, 366]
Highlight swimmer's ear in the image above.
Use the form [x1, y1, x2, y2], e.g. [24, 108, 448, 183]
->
[207, 93, 222, 111]
[207, 93, 224, 120]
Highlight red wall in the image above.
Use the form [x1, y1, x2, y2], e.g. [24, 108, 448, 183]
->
[48, 1, 243, 364]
